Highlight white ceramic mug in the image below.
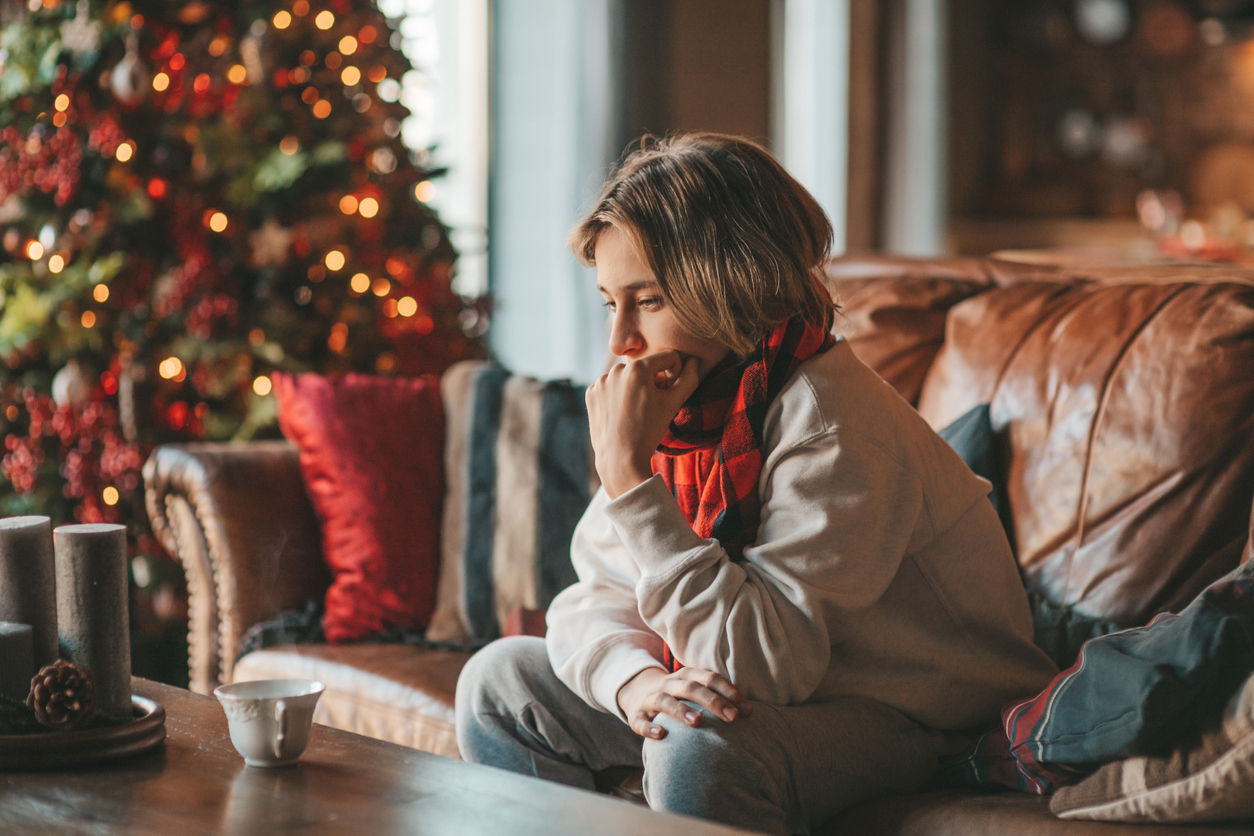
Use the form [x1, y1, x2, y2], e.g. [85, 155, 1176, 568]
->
[213, 679, 325, 767]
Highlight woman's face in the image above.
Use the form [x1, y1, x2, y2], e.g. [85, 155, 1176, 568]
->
[595, 225, 729, 378]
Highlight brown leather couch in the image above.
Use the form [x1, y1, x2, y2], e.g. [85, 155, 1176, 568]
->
[144, 253, 1254, 834]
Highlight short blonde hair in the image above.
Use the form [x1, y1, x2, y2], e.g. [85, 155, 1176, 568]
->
[569, 133, 835, 358]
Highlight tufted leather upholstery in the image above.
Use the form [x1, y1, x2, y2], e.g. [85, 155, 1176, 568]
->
[916, 277, 1254, 631]
[823, 254, 993, 405]
[143, 442, 330, 693]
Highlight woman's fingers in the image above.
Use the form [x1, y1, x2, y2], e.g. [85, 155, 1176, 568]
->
[652, 692, 703, 728]
[630, 710, 666, 739]
[672, 679, 738, 722]
[694, 670, 754, 716]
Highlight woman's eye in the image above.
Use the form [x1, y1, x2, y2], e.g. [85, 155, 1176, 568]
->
[601, 299, 616, 311]
[638, 297, 662, 309]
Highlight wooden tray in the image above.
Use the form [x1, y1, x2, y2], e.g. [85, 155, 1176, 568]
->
[0, 695, 165, 770]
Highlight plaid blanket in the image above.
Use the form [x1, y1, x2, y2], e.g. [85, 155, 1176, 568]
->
[651, 313, 834, 671]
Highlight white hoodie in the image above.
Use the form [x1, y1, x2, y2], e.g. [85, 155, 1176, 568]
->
[545, 338, 1058, 730]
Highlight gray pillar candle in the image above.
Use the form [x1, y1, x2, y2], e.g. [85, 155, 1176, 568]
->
[54, 523, 131, 719]
[0, 622, 33, 701]
[0, 516, 57, 668]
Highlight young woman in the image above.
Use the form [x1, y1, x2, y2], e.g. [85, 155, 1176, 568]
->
[455, 134, 1057, 835]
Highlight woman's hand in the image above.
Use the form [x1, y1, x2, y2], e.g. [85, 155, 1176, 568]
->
[617, 666, 754, 739]
[586, 350, 700, 499]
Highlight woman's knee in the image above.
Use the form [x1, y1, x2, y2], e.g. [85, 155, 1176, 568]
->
[455, 635, 549, 717]
[642, 705, 782, 818]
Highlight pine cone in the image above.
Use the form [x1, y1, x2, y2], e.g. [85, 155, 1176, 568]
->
[26, 660, 97, 729]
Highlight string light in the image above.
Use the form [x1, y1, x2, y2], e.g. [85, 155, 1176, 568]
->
[397, 297, 418, 317]
[102, 487, 119, 506]
[249, 328, 266, 346]
[358, 196, 379, 218]
[301, 87, 319, 105]
[147, 178, 168, 199]
[93, 284, 109, 303]
[280, 136, 300, 155]
[48, 254, 64, 273]
[382, 299, 399, 317]
[193, 73, 211, 93]
[81, 311, 96, 328]
[209, 212, 228, 232]
[339, 35, 358, 55]
[372, 278, 391, 296]
[169, 54, 186, 71]
[415, 315, 434, 335]
[54, 94, 69, 112]
[227, 64, 248, 84]
[253, 376, 273, 396]
[341, 66, 361, 86]
[152, 72, 170, 91]
[273, 10, 291, 28]
[368, 65, 387, 83]
[325, 250, 346, 271]
[115, 142, 134, 162]
[359, 26, 377, 44]
[414, 181, 435, 202]
[315, 10, 334, 29]
[328, 324, 348, 352]
[25, 241, 43, 260]
[312, 100, 331, 119]
[324, 52, 342, 70]
[52, 112, 67, 127]
[158, 357, 184, 379]
[293, 0, 310, 14]
[5, 406, 17, 421]
[339, 195, 359, 214]
[208, 36, 229, 57]
[349, 273, 370, 294]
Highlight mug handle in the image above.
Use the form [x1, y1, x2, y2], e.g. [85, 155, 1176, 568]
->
[274, 699, 288, 759]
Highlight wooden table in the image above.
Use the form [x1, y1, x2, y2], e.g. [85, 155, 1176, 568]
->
[1, 679, 756, 836]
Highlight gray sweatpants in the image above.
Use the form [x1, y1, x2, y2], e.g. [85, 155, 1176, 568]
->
[455, 636, 948, 836]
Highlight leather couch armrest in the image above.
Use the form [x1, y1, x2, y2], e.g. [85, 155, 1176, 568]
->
[143, 441, 330, 694]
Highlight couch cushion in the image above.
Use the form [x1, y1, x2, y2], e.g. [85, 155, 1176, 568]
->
[273, 373, 446, 643]
[916, 279, 1254, 638]
[426, 361, 595, 645]
[232, 643, 472, 759]
[820, 788, 1254, 836]
[1050, 672, 1254, 824]
[822, 255, 992, 405]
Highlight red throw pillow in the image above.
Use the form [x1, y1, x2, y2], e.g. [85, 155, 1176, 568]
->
[273, 372, 445, 643]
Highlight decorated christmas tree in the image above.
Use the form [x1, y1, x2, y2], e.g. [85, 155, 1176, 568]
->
[0, 0, 484, 667]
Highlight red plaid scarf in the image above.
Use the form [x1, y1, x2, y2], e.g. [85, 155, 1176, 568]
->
[651, 313, 835, 671]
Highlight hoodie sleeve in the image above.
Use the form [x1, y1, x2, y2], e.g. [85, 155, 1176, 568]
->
[544, 488, 667, 720]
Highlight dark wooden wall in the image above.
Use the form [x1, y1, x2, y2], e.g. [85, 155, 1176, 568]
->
[617, 0, 773, 155]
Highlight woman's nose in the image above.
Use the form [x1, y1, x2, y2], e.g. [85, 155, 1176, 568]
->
[608, 310, 643, 357]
